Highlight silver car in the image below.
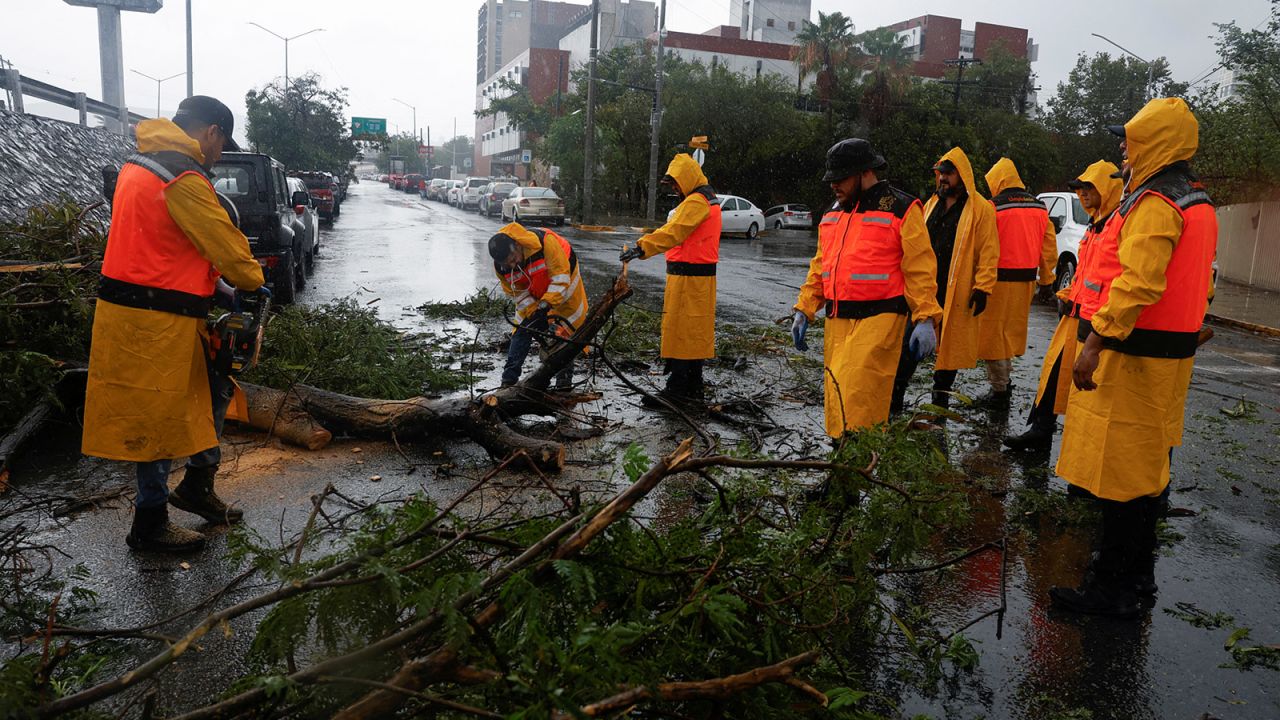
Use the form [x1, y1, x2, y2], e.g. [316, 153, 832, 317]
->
[501, 187, 566, 226]
[286, 176, 320, 274]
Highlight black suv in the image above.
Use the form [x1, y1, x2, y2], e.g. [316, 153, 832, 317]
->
[212, 152, 310, 304]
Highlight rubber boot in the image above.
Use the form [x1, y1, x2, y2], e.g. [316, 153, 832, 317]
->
[126, 504, 206, 553]
[976, 385, 1013, 409]
[1003, 412, 1055, 451]
[1124, 496, 1161, 596]
[170, 464, 244, 525]
[1050, 500, 1141, 617]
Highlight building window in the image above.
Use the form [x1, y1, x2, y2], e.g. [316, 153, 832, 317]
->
[766, 18, 774, 27]
[509, 10, 521, 18]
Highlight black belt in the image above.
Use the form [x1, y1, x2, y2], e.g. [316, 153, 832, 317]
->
[825, 296, 909, 319]
[1076, 319, 1198, 359]
[98, 276, 211, 319]
[997, 268, 1038, 281]
[666, 261, 717, 276]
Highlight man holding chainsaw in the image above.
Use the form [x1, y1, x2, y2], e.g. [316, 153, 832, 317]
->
[83, 96, 266, 553]
[489, 222, 589, 390]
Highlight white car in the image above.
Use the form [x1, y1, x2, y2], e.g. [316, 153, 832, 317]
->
[460, 176, 492, 210]
[502, 187, 566, 225]
[763, 203, 813, 230]
[717, 194, 766, 238]
[1038, 191, 1092, 293]
[447, 180, 465, 206]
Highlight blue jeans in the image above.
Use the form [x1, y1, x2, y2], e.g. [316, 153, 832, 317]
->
[135, 361, 232, 508]
[502, 314, 573, 388]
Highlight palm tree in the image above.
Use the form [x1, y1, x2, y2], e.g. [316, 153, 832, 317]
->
[854, 27, 913, 128]
[792, 11, 855, 129]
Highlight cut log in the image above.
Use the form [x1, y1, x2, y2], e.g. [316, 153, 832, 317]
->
[0, 400, 54, 492]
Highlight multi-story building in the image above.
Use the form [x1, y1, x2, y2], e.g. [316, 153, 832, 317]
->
[889, 15, 1037, 80]
[476, 0, 586, 85]
[475, 47, 570, 178]
[729, 0, 811, 45]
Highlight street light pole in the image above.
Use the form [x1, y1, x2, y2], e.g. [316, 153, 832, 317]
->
[185, 0, 193, 97]
[248, 23, 324, 86]
[645, 0, 667, 221]
[1091, 33, 1155, 100]
[393, 97, 417, 141]
[131, 69, 185, 117]
[583, 0, 599, 224]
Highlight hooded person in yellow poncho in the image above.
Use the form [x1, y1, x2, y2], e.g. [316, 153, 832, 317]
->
[619, 153, 722, 406]
[82, 96, 265, 554]
[1003, 160, 1121, 452]
[890, 147, 999, 414]
[976, 158, 1057, 406]
[1050, 98, 1218, 617]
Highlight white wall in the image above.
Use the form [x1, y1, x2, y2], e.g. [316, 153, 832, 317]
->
[666, 46, 808, 89]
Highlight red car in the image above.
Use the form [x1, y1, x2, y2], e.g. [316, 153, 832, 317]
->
[293, 171, 338, 221]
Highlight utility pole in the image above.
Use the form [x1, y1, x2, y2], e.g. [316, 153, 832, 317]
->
[942, 57, 982, 123]
[645, 0, 667, 221]
[185, 0, 193, 97]
[582, 0, 599, 224]
[131, 69, 184, 117]
[248, 23, 324, 86]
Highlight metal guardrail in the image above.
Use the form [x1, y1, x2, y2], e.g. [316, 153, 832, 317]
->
[2, 68, 148, 132]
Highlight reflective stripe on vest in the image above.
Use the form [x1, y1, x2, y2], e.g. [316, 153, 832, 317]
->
[993, 198, 1049, 271]
[1075, 185, 1216, 356]
[100, 155, 221, 310]
[499, 228, 578, 301]
[817, 203, 913, 318]
[666, 196, 722, 266]
[1065, 217, 1107, 304]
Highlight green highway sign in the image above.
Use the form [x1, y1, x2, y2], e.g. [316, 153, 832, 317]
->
[351, 117, 387, 136]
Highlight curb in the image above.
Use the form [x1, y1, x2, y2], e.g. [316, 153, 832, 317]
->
[1205, 313, 1280, 338]
[572, 224, 616, 232]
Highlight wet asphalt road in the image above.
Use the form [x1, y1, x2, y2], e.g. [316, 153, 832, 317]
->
[8, 182, 1280, 718]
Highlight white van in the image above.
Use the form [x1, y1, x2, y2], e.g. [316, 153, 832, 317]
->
[460, 176, 492, 210]
[1037, 191, 1093, 293]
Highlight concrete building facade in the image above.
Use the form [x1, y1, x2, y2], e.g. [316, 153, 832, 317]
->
[890, 14, 1036, 79]
[474, 47, 571, 179]
[728, 0, 811, 44]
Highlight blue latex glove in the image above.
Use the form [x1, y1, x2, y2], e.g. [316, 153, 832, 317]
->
[909, 321, 937, 360]
[791, 311, 809, 352]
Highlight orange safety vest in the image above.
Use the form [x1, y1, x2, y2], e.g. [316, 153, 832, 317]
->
[665, 190, 722, 275]
[1075, 164, 1217, 358]
[1065, 213, 1111, 305]
[817, 182, 917, 319]
[497, 227, 577, 300]
[991, 189, 1049, 280]
[99, 152, 221, 317]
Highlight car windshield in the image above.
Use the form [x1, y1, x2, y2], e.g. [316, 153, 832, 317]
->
[299, 176, 330, 189]
[211, 165, 254, 197]
[468, 179, 488, 188]
[522, 188, 558, 198]
[791, 205, 809, 212]
[493, 183, 516, 193]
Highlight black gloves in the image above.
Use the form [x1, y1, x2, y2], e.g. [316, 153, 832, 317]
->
[1036, 283, 1055, 305]
[619, 247, 644, 262]
[969, 289, 988, 317]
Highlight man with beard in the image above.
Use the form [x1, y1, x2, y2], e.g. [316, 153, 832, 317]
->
[890, 148, 999, 415]
[791, 138, 941, 436]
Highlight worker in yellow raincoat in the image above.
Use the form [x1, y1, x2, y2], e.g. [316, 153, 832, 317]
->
[1051, 98, 1218, 617]
[890, 148, 999, 414]
[977, 158, 1057, 406]
[83, 96, 265, 553]
[489, 222, 589, 390]
[619, 153, 722, 406]
[791, 138, 942, 436]
[1004, 160, 1121, 451]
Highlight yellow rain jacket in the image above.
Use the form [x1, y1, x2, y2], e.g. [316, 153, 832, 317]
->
[923, 148, 999, 371]
[795, 186, 942, 436]
[1058, 98, 1208, 501]
[82, 119, 264, 462]
[636, 154, 721, 360]
[1033, 160, 1122, 414]
[978, 158, 1057, 361]
[493, 222, 589, 331]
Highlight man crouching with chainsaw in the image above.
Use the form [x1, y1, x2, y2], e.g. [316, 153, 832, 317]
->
[83, 96, 268, 553]
[489, 222, 589, 391]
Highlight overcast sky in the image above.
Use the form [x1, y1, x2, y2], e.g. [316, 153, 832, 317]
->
[1, 0, 1267, 147]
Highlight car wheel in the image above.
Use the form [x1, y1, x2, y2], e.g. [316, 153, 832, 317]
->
[747, 222, 759, 239]
[1054, 254, 1077, 295]
[274, 253, 297, 305]
[305, 246, 315, 275]
[293, 248, 306, 289]
[774, 220, 783, 230]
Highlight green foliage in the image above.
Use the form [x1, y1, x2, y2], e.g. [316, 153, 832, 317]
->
[244, 298, 467, 398]
[416, 287, 511, 321]
[244, 73, 358, 173]
[1222, 627, 1280, 671]
[602, 302, 662, 357]
[1163, 601, 1235, 629]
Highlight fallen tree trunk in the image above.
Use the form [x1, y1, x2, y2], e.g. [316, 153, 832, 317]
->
[236, 270, 634, 472]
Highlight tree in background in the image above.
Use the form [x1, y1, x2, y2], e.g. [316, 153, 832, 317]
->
[793, 11, 855, 133]
[244, 73, 357, 173]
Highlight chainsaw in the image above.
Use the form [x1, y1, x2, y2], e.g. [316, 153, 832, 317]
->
[209, 289, 271, 375]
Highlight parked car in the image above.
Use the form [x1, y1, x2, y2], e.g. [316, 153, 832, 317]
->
[293, 171, 338, 221]
[460, 176, 492, 210]
[286, 176, 320, 273]
[764, 203, 812, 230]
[447, 180, 466, 207]
[402, 174, 424, 194]
[718, 195, 766, 238]
[212, 152, 308, 304]
[1038, 191, 1092, 293]
[425, 178, 449, 200]
[501, 186, 566, 225]
[389, 174, 405, 190]
[479, 181, 517, 217]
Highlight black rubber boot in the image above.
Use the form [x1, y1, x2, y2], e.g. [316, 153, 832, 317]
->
[1050, 500, 1142, 617]
[1049, 574, 1141, 617]
[977, 386, 1013, 409]
[1003, 414, 1055, 451]
[126, 504, 206, 553]
[170, 464, 244, 525]
[1124, 496, 1162, 596]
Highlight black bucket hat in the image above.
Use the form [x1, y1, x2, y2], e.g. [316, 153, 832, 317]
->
[823, 138, 887, 182]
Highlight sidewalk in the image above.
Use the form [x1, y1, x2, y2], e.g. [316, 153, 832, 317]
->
[1207, 280, 1280, 336]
